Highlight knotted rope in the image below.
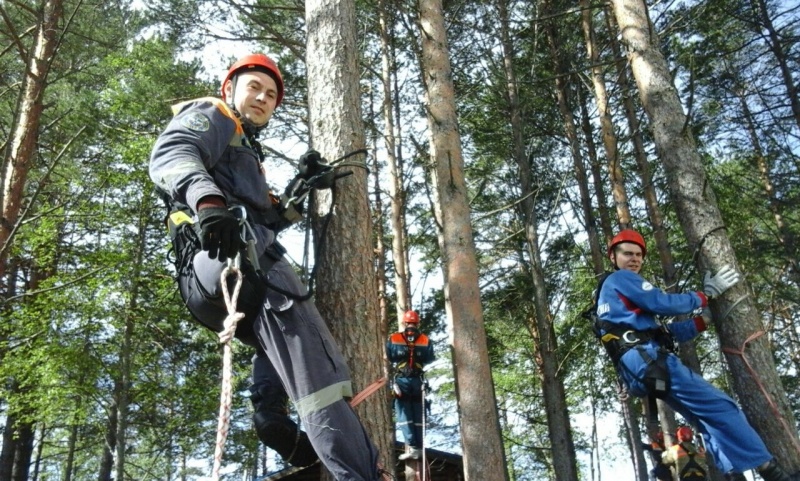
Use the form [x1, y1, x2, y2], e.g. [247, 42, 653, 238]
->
[211, 264, 245, 481]
[722, 330, 800, 455]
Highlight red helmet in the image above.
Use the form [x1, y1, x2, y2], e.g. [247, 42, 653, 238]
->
[676, 426, 693, 442]
[221, 53, 284, 107]
[608, 229, 647, 257]
[403, 310, 420, 324]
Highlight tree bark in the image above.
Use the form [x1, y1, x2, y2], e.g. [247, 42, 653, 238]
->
[417, 0, 508, 478]
[612, 0, 800, 470]
[305, 0, 394, 474]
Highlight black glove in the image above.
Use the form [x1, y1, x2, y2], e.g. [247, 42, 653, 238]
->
[298, 149, 334, 189]
[197, 206, 242, 261]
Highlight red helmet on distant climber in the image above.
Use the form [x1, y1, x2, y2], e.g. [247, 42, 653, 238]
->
[403, 310, 420, 324]
[676, 426, 694, 442]
[608, 229, 647, 257]
[221, 53, 285, 108]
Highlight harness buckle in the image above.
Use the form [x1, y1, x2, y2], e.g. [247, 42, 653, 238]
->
[622, 330, 640, 344]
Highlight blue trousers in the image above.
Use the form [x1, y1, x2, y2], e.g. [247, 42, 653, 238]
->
[618, 342, 772, 473]
[394, 396, 424, 448]
[393, 375, 425, 448]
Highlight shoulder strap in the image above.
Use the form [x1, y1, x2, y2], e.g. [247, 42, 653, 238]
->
[581, 271, 613, 338]
[594, 271, 613, 304]
[678, 443, 706, 480]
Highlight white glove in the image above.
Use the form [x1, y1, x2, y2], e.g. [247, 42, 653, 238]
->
[703, 265, 741, 298]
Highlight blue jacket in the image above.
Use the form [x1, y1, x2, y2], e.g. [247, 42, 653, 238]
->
[386, 330, 434, 396]
[597, 269, 709, 343]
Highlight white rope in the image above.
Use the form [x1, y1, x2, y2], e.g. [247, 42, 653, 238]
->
[420, 383, 427, 481]
[211, 264, 245, 481]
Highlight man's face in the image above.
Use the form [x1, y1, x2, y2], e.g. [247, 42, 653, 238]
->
[611, 242, 644, 273]
[224, 70, 279, 127]
[404, 324, 419, 340]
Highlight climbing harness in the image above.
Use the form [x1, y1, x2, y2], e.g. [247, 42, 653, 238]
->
[582, 271, 674, 437]
[676, 442, 708, 481]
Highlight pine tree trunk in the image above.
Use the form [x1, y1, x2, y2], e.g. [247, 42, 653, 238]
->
[733, 83, 800, 281]
[0, 0, 62, 282]
[305, 0, 394, 474]
[0, 411, 17, 480]
[497, 0, 580, 479]
[580, 0, 631, 230]
[369, 113, 390, 336]
[11, 420, 33, 481]
[98, 384, 118, 481]
[377, 0, 412, 324]
[751, 0, 800, 130]
[417, 0, 508, 478]
[543, 13, 603, 272]
[612, 0, 800, 471]
[578, 90, 613, 245]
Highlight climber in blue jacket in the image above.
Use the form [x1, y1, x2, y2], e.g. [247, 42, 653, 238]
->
[597, 229, 798, 481]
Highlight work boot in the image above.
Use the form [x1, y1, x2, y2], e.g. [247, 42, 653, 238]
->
[758, 460, 796, 481]
[398, 446, 422, 461]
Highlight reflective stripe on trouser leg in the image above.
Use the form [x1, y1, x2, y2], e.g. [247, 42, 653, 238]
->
[254, 260, 379, 481]
[395, 397, 423, 448]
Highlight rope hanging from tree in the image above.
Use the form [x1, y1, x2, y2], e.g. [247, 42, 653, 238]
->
[211, 263, 245, 481]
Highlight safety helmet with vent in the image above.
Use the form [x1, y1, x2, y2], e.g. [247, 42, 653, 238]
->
[608, 229, 647, 257]
[221, 53, 284, 108]
[403, 310, 420, 324]
[676, 426, 694, 442]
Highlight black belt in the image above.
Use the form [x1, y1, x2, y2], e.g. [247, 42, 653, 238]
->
[598, 323, 663, 362]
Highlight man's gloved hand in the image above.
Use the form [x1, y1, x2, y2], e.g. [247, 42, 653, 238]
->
[197, 204, 242, 261]
[703, 264, 741, 298]
[298, 149, 334, 189]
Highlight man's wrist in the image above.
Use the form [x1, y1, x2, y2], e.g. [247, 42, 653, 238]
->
[197, 195, 226, 211]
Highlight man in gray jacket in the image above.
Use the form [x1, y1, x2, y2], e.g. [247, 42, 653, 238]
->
[149, 53, 381, 480]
